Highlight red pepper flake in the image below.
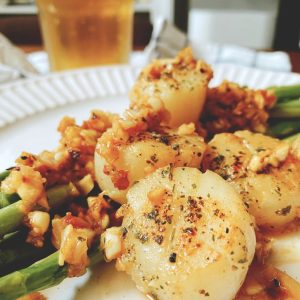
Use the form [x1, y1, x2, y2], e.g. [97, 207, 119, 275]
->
[112, 170, 129, 190]
[64, 213, 90, 229]
[22, 176, 30, 183]
[126, 122, 147, 136]
[149, 66, 163, 80]
[103, 165, 129, 190]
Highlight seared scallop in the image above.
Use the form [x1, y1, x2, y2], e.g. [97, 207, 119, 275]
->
[95, 129, 206, 203]
[130, 48, 213, 127]
[203, 130, 300, 229]
[116, 166, 255, 300]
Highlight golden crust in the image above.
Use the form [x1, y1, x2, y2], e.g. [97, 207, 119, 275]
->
[130, 48, 213, 127]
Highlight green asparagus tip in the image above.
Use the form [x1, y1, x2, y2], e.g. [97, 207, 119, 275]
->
[0, 252, 67, 300]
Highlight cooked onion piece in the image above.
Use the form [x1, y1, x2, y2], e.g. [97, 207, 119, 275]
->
[203, 130, 300, 229]
[95, 130, 206, 203]
[117, 166, 255, 300]
[130, 48, 213, 127]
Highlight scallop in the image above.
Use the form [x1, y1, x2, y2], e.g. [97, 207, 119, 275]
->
[130, 48, 213, 127]
[203, 131, 300, 229]
[117, 166, 255, 300]
[95, 130, 206, 203]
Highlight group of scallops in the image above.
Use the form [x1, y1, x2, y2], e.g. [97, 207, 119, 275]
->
[94, 49, 300, 300]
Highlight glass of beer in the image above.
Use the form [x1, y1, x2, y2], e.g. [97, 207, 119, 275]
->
[36, 0, 134, 71]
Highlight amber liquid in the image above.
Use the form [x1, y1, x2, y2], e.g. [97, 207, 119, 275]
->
[36, 0, 133, 71]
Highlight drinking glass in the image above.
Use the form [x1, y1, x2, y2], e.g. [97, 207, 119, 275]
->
[36, 0, 134, 71]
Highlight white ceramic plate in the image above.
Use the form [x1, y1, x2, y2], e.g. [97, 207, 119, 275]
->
[1, 64, 300, 299]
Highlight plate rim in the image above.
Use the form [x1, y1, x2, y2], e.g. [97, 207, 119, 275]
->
[0, 63, 300, 130]
[0, 64, 141, 128]
[1, 62, 300, 91]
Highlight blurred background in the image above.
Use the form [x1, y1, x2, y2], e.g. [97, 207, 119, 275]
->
[0, 0, 299, 51]
[0, 0, 299, 74]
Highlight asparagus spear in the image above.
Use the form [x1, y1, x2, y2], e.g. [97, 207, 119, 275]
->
[267, 120, 300, 138]
[0, 245, 104, 300]
[0, 193, 19, 209]
[0, 230, 54, 276]
[0, 170, 20, 209]
[0, 202, 23, 237]
[0, 170, 10, 182]
[271, 99, 300, 118]
[0, 183, 75, 237]
[268, 84, 300, 102]
[0, 171, 17, 208]
[267, 84, 300, 137]
[46, 183, 76, 210]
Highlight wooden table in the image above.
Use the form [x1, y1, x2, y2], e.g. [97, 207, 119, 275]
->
[20, 44, 300, 73]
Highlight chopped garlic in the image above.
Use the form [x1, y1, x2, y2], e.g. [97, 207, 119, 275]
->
[77, 174, 94, 195]
[177, 123, 195, 136]
[101, 227, 123, 261]
[28, 211, 50, 235]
